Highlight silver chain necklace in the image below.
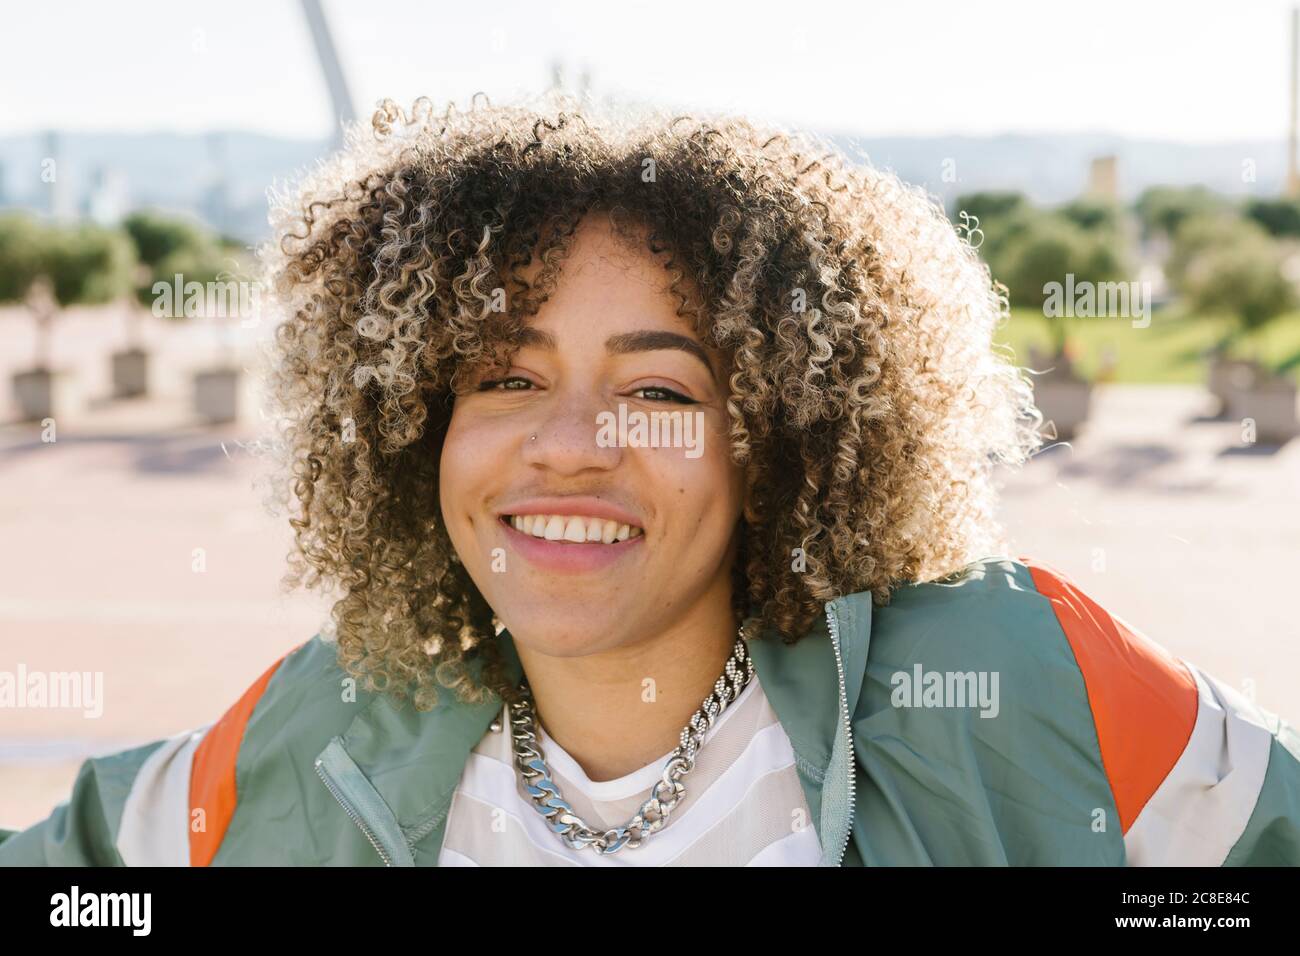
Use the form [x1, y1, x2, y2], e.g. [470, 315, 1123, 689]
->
[504, 627, 755, 854]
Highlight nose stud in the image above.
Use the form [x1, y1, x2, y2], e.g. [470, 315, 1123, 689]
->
[529, 434, 537, 441]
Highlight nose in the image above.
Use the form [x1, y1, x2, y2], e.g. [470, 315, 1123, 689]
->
[521, 390, 623, 476]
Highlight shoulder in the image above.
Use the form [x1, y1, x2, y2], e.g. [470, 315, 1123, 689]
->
[870, 555, 1064, 658]
[874, 554, 1200, 783]
[202, 631, 369, 773]
[858, 555, 1299, 865]
[190, 631, 378, 865]
[857, 556, 1201, 861]
[0, 632, 369, 866]
[871, 556, 1195, 720]
[230, 629, 369, 733]
[865, 554, 1183, 714]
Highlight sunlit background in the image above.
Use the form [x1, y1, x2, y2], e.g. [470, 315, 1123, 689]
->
[2, 0, 1298, 829]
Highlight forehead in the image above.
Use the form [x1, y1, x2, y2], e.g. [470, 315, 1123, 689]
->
[488, 211, 730, 382]
[522, 213, 675, 300]
[519, 213, 706, 340]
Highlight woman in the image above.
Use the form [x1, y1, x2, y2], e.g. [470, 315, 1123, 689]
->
[2, 96, 1296, 866]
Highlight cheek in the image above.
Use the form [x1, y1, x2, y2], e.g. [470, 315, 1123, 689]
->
[438, 410, 498, 528]
[649, 431, 744, 542]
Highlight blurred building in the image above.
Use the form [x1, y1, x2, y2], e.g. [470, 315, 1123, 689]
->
[85, 165, 129, 225]
[1086, 155, 1119, 202]
[43, 131, 76, 223]
[200, 132, 231, 237]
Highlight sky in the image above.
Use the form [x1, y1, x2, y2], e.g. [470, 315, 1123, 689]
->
[2, 0, 1298, 143]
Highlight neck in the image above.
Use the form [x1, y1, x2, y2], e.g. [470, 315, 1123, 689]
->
[513, 589, 739, 782]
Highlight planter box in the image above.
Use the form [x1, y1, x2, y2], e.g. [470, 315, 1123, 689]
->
[1032, 372, 1093, 441]
[1208, 356, 1258, 418]
[111, 348, 149, 398]
[11, 368, 80, 422]
[194, 368, 241, 424]
[1231, 378, 1298, 445]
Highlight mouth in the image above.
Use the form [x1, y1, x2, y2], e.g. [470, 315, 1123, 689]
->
[494, 510, 646, 575]
[499, 513, 645, 544]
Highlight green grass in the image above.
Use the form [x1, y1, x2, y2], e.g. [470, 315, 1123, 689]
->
[994, 307, 1300, 384]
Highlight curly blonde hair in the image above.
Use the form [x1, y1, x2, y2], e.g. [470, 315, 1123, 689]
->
[259, 93, 1042, 712]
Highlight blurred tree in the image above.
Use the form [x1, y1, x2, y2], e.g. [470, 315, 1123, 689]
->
[1059, 198, 1123, 234]
[997, 212, 1126, 357]
[952, 191, 1030, 264]
[121, 211, 250, 319]
[31, 224, 137, 370]
[0, 213, 48, 303]
[116, 215, 245, 394]
[141, 244, 244, 316]
[1, 220, 137, 370]
[1166, 213, 1270, 293]
[1243, 197, 1300, 238]
[122, 210, 211, 267]
[953, 190, 1028, 225]
[1182, 232, 1296, 353]
[42, 224, 137, 307]
[1134, 185, 1228, 239]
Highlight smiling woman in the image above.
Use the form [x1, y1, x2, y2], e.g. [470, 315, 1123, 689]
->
[2, 94, 1297, 868]
[262, 95, 1038, 721]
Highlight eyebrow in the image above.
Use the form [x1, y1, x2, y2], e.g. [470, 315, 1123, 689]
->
[512, 326, 715, 376]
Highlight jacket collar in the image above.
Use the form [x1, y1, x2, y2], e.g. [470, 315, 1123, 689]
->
[327, 591, 874, 856]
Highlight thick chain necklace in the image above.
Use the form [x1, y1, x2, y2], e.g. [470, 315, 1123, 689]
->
[505, 627, 755, 854]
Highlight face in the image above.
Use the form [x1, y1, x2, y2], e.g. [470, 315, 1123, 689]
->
[439, 213, 747, 658]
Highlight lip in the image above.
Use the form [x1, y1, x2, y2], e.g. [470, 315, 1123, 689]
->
[498, 514, 644, 574]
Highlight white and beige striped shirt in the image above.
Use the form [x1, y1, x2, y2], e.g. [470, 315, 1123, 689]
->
[437, 673, 822, 866]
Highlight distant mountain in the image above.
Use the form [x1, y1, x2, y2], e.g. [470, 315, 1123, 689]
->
[0, 131, 331, 245]
[0, 129, 1289, 243]
[823, 131, 1288, 214]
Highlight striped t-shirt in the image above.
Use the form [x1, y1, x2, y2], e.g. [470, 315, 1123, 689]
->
[436, 671, 822, 866]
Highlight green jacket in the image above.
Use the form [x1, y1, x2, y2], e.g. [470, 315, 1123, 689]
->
[2, 556, 1297, 865]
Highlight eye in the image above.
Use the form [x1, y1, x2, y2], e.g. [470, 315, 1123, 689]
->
[631, 385, 697, 404]
[477, 376, 536, 392]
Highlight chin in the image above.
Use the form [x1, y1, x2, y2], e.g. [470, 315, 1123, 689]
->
[492, 597, 630, 657]
[509, 623, 618, 659]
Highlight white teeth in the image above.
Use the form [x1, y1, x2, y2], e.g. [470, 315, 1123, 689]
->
[507, 514, 643, 543]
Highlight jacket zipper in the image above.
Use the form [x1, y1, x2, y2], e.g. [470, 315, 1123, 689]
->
[825, 600, 857, 866]
[315, 756, 393, 866]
